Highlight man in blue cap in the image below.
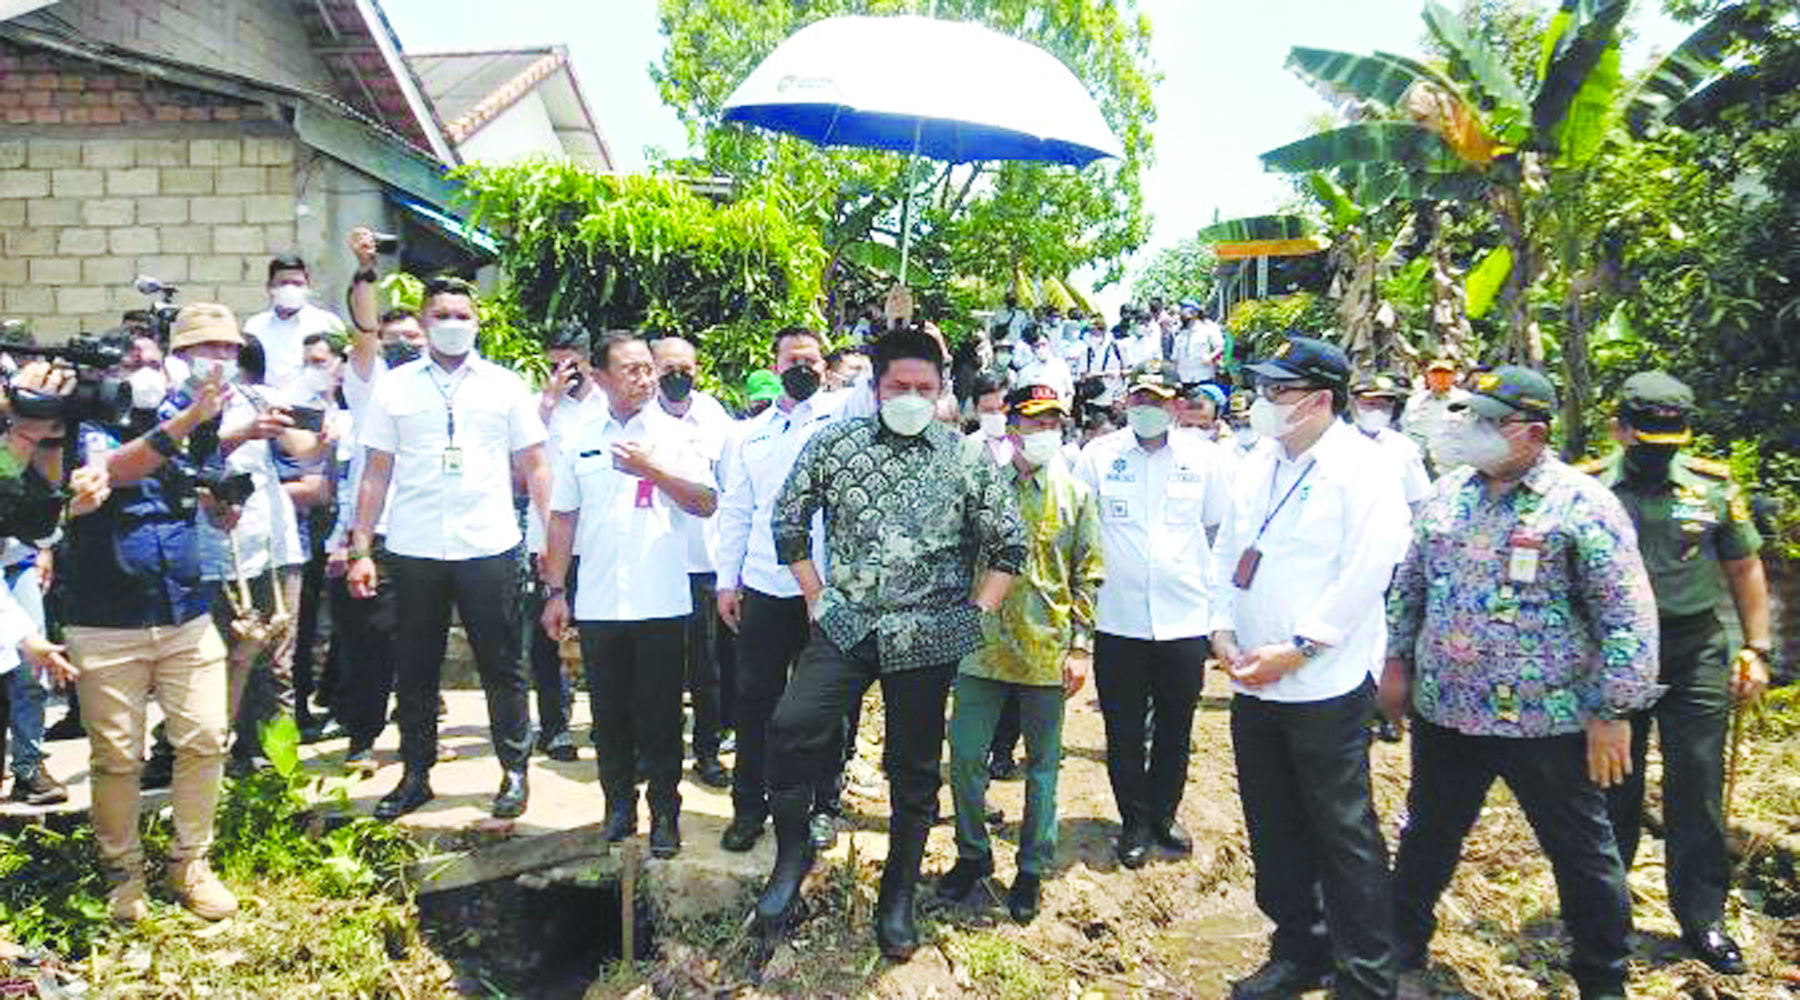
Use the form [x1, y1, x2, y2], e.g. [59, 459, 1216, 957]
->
[1213, 335, 1410, 999]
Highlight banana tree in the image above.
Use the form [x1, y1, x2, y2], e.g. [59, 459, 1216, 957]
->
[1260, 0, 1631, 376]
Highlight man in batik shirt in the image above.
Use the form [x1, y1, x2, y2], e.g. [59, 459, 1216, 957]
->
[753, 326, 1026, 961]
[1381, 366, 1662, 1000]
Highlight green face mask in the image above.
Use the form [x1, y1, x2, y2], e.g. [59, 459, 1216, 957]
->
[880, 393, 935, 436]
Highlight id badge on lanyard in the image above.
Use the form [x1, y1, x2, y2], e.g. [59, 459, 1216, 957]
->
[1507, 530, 1542, 584]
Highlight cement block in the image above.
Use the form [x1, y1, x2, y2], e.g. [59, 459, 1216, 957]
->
[105, 168, 159, 196]
[0, 140, 24, 169]
[4, 228, 55, 256]
[133, 255, 189, 284]
[0, 200, 21, 228]
[190, 195, 245, 224]
[189, 254, 244, 283]
[158, 225, 211, 254]
[213, 225, 265, 255]
[134, 139, 187, 166]
[264, 166, 294, 195]
[136, 196, 189, 225]
[0, 258, 26, 285]
[0, 170, 50, 199]
[82, 257, 135, 286]
[242, 137, 295, 166]
[49, 169, 103, 198]
[189, 138, 241, 167]
[3, 286, 53, 314]
[27, 198, 80, 227]
[28, 258, 81, 285]
[26, 138, 80, 168]
[56, 286, 110, 315]
[56, 228, 109, 256]
[242, 194, 290, 224]
[108, 228, 158, 256]
[81, 139, 135, 168]
[215, 167, 266, 195]
[160, 167, 214, 195]
[81, 198, 135, 227]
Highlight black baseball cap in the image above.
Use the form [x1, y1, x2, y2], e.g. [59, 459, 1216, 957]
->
[1245, 336, 1350, 387]
[1351, 372, 1405, 399]
[1618, 371, 1693, 445]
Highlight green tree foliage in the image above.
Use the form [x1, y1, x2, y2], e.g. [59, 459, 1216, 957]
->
[652, 0, 1157, 328]
[1131, 236, 1217, 307]
[454, 159, 827, 398]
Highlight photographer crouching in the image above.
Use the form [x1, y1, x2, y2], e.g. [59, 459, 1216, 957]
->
[61, 304, 248, 922]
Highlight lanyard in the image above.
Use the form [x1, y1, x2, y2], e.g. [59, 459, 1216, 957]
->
[428, 366, 465, 442]
[1254, 459, 1315, 545]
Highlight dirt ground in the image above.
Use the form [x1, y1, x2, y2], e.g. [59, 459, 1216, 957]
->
[594, 668, 1800, 999]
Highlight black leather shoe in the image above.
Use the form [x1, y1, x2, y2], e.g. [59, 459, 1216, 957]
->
[1154, 819, 1193, 855]
[1684, 923, 1746, 975]
[9, 768, 68, 806]
[649, 812, 681, 859]
[721, 813, 765, 852]
[374, 773, 434, 821]
[139, 751, 173, 790]
[1008, 872, 1041, 925]
[603, 796, 638, 841]
[694, 757, 730, 789]
[934, 855, 994, 904]
[1230, 957, 1331, 998]
[491, 770, 528, 819]
[537, 731, 578, 762]
[1115, 824, 1151, 869]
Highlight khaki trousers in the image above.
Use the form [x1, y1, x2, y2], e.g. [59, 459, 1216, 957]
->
[69, 615, 228, 871]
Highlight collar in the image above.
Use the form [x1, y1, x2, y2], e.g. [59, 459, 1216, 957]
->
[1472, 448, 1555, 496]
[426, 353, 481, 381]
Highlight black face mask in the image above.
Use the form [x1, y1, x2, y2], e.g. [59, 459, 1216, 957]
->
[383, 341, 421, 368]
[1623, 443, 1679, 483]
[780, 365, 819, 402]
[659, 369, 694, 403]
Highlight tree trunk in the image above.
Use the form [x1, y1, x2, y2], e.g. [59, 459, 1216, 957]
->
[1561, 291, 1590, 460]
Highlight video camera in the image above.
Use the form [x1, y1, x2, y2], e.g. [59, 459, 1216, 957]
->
[1, 335, 130, 427]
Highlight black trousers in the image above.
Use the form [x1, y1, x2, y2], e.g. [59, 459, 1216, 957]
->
[331, 542, 398, 750]
[1232, 681, 1394, 999]
[579, 617, 685, 815]
[1604, 611, 1731, 936]
[292, 508, 335, 724]
[522, 569, 574, 746]
[1092, 633, 1206, 829]
[768, 629, 954, 826]
[684, 573, 723, 760]
[390, 549, 531, 774]
[732, 589, 842, 819]
[1394, 721, 1631, 997]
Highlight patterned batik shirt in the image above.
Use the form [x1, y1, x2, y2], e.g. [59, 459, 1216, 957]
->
[773, 415, 1028, 673]
[1386, 452, 1664, 738]
[960, 456, 1105, 688]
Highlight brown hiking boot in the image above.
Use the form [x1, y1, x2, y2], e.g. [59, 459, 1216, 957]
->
[167, 857, 238, 920]
[107, 874, 148, 923]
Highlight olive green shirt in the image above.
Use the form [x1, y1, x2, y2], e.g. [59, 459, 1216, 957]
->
[1588, 452, 1761, 617]
[959, 456, 1105, 687]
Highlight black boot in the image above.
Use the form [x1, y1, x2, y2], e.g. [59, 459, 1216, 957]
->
[875, 815, 930, 960]
[597, 748, 638, 841]
[374, 771, 434, 820]
[754, 788, 816, 936]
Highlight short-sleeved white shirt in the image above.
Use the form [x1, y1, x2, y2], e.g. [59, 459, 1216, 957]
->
[197, 387, 305, 581]
[359, 353, 546, 560]
[243, 303, 346, 391]
[551, 403, 712, 622]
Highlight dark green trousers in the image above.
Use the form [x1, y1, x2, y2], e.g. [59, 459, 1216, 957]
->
[1603, 611, 1731, 935]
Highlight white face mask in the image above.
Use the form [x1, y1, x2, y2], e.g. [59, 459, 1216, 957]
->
[1126, 404, 1172, 439]
[188, 356, 237, 387]
[427, 319, 478, 357]
[271, 284, 309, 312]
[127, 366, 167, 409]
[978, 412, 1008, 439]
[880, 393, 936, 436]
[1018, 429, 1062, 467]
[1431, 415, 1511, 470]
[1355, 408, 1392, 434]
[1248, 397, 1301, 439]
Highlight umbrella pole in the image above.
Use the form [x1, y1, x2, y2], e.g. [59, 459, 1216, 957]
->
[898, 118, 925, 286]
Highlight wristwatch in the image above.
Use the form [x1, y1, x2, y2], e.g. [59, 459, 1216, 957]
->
[352, 267, 378, 284]
[544, 585, 567, 600]
[1293, 636, 1326, 660]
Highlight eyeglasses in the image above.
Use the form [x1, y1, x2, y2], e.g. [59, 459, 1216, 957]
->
[1255, 382, 1321, 402]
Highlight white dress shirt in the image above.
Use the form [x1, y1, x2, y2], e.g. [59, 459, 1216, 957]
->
[1010, 345, 1075, 402]
[1073, 427, 1232, 641]
[242, 303, 346, 391]
[359, 353, 547, 561]
[1171, 319, 1224, 383]
[1210, 419, 1412, 703]
[551, 403, 711, 622]
[659, 390, 735, 573]
[198, 387, 305, 582]
[966, 427, 1016, 468]
[1363, 424, 1434, 506]
[714, 390, 846, 597]
[525, 388, 606, 554]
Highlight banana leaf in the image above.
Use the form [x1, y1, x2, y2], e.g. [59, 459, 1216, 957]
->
[1626, 4, 1758, 136]
[1466, 245, 1513, 319]
[1667, 43, 1800, 131]
[1261, 123, 1467, 176]
[1309, 172, 1366, 228]
[1287, 47, 1447, 110]
[1532, 0, 1630, 147]
[1196, 215, 1314, 243]
[1422, 0, 1527, 127]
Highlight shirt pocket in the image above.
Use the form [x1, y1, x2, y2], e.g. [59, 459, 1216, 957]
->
[387, 396, 440, 448]
[457, 394, 515, 453]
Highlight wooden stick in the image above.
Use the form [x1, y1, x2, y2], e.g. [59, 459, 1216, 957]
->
[621, 839, 638, 963]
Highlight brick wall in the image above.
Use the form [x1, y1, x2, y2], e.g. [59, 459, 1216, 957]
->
[0, 44, 279, 127]
[29, 0, 336, 94]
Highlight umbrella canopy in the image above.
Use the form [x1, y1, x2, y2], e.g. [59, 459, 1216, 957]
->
[721, 15, 1123, 168]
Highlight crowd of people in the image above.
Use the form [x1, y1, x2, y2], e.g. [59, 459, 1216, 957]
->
[0, 231, 1777, 1000]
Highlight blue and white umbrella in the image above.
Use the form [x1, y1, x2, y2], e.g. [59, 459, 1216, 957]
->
[722, 14, 1123, 280]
